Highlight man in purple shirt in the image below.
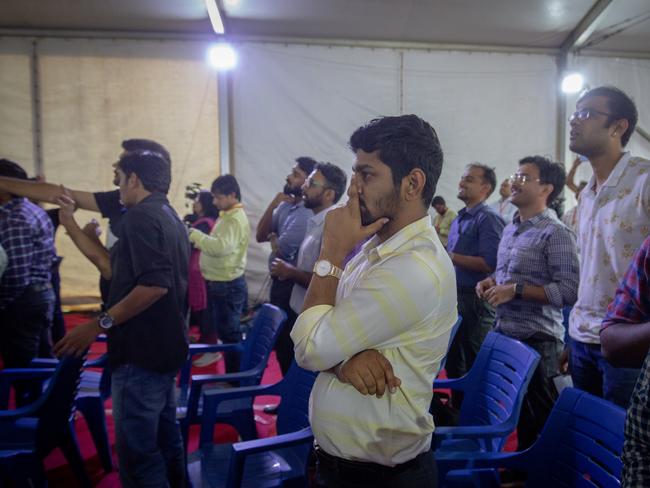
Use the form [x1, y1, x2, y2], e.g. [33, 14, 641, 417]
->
[0, 159, 56, 404]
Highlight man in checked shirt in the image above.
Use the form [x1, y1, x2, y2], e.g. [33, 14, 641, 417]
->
[0, 159, 56, 405]
[476, 155, 579, 450]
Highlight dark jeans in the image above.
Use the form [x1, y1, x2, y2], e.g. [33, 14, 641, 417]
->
[0, 285, 54, 405]
[516, 337, 563, 450]
[275, 308, 298, 376]
[445, 289, 495, 408]
[207, 276, 248, 373]
[315, 449, 438, 488]
[569, 338, 640, 409]
[112, 364, 186, 488]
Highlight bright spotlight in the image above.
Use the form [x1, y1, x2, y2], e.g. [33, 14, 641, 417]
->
[561, 73, 585, 94]
[208, 43, 237, 70]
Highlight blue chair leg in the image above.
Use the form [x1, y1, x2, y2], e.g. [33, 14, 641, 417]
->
[58, 421, 92, 488]
[77, 397, 114, 472]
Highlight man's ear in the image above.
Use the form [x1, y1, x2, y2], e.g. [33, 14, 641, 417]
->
[611, 119, 629, 139]
[403, 169, 426, 201]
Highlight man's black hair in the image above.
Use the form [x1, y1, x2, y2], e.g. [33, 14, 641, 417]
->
[432, 196, 446, 207]
[467, 163, 497, 197]
[0, 159, 28, 180]
[295, 157, 318, 177]
[349, 114, 443, 207]
[122, 139, 171, 164]
[578, 86, 638, 147]
[315, 162, 347, 204]
[211, 174, 241, 201]
[518, 155, 566, 206]
[117, 150, 171, 194]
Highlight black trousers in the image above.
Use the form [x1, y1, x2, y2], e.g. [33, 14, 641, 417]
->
[0, 284, 55, 405]
[445, 289, 495, 408]
[516, 337, 563, 450]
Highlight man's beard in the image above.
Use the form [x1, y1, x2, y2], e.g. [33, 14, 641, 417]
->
[304, 194, 322, 210]
[283, 183, 301, 197]
[360, 189, 399, 227]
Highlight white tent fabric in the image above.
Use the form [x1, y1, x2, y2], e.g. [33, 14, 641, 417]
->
[3, 37, 650, 303]
[1, 38, 221, 297]
[233, 43, 558, 300]
[0, 38, 34, 169]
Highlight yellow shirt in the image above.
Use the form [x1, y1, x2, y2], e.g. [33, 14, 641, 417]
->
[432, 208, 457, 248]
[189, 204, 250, 282]
[291, 215, 457, 466]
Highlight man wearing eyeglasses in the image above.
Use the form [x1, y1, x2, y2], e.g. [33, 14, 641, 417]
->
[270, 162, 347, 375]
[476, 156, 579, 450]
[566, 86, 649, 408]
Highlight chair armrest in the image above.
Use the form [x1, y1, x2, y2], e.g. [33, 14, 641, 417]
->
[188, 343, 244, 356]
[226, 427, 313, 488]
[199, 382, 281, 446]
[445, 468, 500, 487]
[434, 423, 515, 441]
[29, 358, 60, 368]
[0, 368, 56, 410]
[433, 376, 469, 391]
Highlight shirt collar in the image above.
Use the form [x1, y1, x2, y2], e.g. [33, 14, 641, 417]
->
[308, 206, 329, 226]
[219, 203, 244, 217]
[458, 201, 486, 218]
[512, 207, 552, 227]
[362, 215, 432, 264]
[586, 151, 631, 193]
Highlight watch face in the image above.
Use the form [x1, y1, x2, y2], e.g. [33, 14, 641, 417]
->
[99, 314, 113, 330]
[315, 260, 331, 277]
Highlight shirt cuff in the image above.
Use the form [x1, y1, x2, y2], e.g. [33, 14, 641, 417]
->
[188, 228, 202, 244]
[543, 282, 563, 308]
[291, 304, 334, 370]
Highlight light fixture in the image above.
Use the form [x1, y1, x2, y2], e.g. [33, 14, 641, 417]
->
[561, 73, 585, 94]
[205, 0, 225, 34]
[208, 43, 237, 70]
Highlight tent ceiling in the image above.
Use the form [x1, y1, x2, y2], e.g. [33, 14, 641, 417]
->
[1, 0, 649, 55]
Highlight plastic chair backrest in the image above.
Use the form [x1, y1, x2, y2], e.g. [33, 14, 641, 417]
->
[276, 363, 318, 436]
[458, 332, 540, 450]
[33, 355, 85, 452]
[237, 304, 286, 385]
[524, 388, 625, 488]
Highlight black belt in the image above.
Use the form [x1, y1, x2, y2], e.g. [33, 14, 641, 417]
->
[314, 445, 422, 482]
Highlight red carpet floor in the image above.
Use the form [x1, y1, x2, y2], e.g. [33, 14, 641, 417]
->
[41, 313, 282, 487]
[5, 313, 515, 486]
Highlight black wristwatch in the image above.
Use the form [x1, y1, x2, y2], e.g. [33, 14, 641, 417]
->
[98, 312, 115, 330]
[514, 283, 524, 299]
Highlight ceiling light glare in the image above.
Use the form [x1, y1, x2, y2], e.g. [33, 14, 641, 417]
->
[561, 73, 585, 94]
[208, 43, 237, 70]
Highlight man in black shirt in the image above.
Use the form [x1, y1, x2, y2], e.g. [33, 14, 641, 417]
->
[54, 150, 190, 487]
[0, 139, 170, 304]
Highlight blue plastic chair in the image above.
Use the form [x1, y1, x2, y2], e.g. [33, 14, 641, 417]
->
[432, 331, 540, 453]
[179, 303, 286, 449]
[442, 388, 627, 488]
[30, 350, 114, 473]
[187, 361, 317, 488]
[0, 354, 91, 487]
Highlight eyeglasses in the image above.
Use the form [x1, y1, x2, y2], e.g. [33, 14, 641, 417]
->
[509, 174, 542, 185]
[305, 179, 327, 189]
[568, 108, 612, 122]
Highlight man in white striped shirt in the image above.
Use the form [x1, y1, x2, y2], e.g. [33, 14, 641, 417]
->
[292, 115, 457, 487]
